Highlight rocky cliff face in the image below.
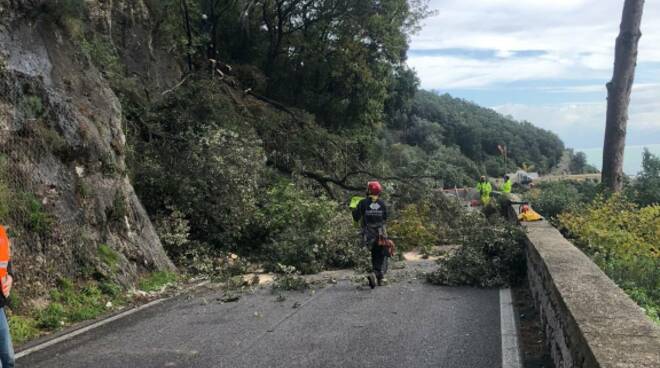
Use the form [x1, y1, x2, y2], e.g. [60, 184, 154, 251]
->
[0, 0, 177, 295]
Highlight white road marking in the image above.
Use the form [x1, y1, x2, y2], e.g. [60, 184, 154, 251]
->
[500, 288, 522, 368]
[16, 298, 168, 359]
[16, 280, 213, 360]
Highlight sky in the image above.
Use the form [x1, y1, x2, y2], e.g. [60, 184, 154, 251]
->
[407, 0, 660, 149]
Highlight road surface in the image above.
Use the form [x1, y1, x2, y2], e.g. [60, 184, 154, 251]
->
[20, 279, 503, 368]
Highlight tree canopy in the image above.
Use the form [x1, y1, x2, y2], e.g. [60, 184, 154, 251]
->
[153, 0, 430, 128]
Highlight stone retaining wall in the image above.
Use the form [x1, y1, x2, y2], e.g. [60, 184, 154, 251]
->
[519, 215, 660, 368]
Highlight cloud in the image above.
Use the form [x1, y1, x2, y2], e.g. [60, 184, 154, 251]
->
[409, 0, 660, 146]
[492, 83, 660, 147]
[410, 0, 660, 88]
[409, 54, 566, 89]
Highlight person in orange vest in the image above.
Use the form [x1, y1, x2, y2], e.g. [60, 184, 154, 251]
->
[0, 225, 14, 368]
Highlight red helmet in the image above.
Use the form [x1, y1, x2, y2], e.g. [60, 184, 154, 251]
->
[367, 181, 382, 195]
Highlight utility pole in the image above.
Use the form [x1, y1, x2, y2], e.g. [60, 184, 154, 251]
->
[602, 0, 645, 192]
[498, 144, 507, 175]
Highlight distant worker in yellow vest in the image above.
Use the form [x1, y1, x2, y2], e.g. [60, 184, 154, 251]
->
[476, 176, 492, 205]
[0, 225, 15, 368]
[502, 175, 513, 194]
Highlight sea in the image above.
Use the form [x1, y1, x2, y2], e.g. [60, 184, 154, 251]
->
[577, 144, 660, 176]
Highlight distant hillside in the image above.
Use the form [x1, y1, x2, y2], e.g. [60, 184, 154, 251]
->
[407, 91, 565, 176]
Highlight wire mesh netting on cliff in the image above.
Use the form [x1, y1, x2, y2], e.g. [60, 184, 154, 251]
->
[0, 112, 99, 293]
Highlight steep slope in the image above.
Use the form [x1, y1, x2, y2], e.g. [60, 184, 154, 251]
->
[0, 0, 175, 296]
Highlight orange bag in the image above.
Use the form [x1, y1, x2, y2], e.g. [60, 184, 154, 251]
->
[378, 236, 396, 257]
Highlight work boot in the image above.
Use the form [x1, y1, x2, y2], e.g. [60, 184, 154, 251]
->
[377, 277, 386, 286]
[367, 274, 376, 289]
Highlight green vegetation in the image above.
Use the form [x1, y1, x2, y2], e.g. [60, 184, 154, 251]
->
[0, 179, 10, 222]
[528, 150, 660, 323]
[7, 315, 39, 346]
[3, 0, 581, 346]
[80, 35, 122, 80]
[272, 265, 309, 292]
[154, 0, 430, 129]
[558, 195, 659, 322]
[106, 191, 127, 224]
[568, 150, 599, 174]
[427, 210, 526, 288]
[524, 181, 600, 221]
[9, 277, 127, 344]
[409, 91, 564, 177]
[254, 181, 368, 274]
[17, 192, 53, 237]
[47, 278, 111, 324]
[388, 203, 439, 254]
[0, 158, 54, 237]
[626, 148, 660, 207]
[138, 271, 178, 292]
[98, 244, 120, 271]
[18, 95, 44, 120]
[98, 0, 567, 279]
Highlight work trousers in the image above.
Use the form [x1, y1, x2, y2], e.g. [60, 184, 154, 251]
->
[0, 308, 15, 368]
[370, 243, 389, 280]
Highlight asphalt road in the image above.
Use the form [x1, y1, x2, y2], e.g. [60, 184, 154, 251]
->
[20, 280, 502, 368]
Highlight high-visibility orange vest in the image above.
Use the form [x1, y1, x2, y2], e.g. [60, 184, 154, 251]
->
[0, 225, 10, 280]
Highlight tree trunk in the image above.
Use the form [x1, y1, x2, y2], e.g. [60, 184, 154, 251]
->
[602, 0, 644, 192]
[181, 0, 194, 72]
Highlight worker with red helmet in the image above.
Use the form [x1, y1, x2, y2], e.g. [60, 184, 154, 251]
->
[352, 181, 389, 289]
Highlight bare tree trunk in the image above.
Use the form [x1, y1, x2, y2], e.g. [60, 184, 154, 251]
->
[181, 0, 194, 72]
[602, 0, 644, 192]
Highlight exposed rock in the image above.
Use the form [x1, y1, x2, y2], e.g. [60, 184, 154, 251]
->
[0, 1, 178, 296]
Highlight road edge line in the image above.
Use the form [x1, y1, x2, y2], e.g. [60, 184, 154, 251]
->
[500, 288, 522, 368]
[15, 297, 168, 360]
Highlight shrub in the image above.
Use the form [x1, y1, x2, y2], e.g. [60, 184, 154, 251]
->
[626, 149, 660, 207]
[13, 192, 54, 237]
[558, 195, 659, 261]
[255, 181, 365, 274]
[98, 244, 120, 270]
[155, 207, 191, 257]
[40, 278, 124, 326]
[98, 281, 122, 298]
[427, 214, 526, 288]
[524, 181, 599, 220]
[173, 244, 250, 277]
[10, 277, 128, 345]
[558, 195, 660, 322]
[37, 302, 66, 329]
[80, 35, 122, 80]
[138, 271, 178, 292]
[272, 265, 309, 291]
[8, 315, 39, 346]
[388, 203, 439, 253]
[18, 95, 44, 120]
[67, 285, 105, 322]
[131, 92, 265, 248]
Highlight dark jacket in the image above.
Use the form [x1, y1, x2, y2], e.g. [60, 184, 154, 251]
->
[352, 197, 388, 244]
